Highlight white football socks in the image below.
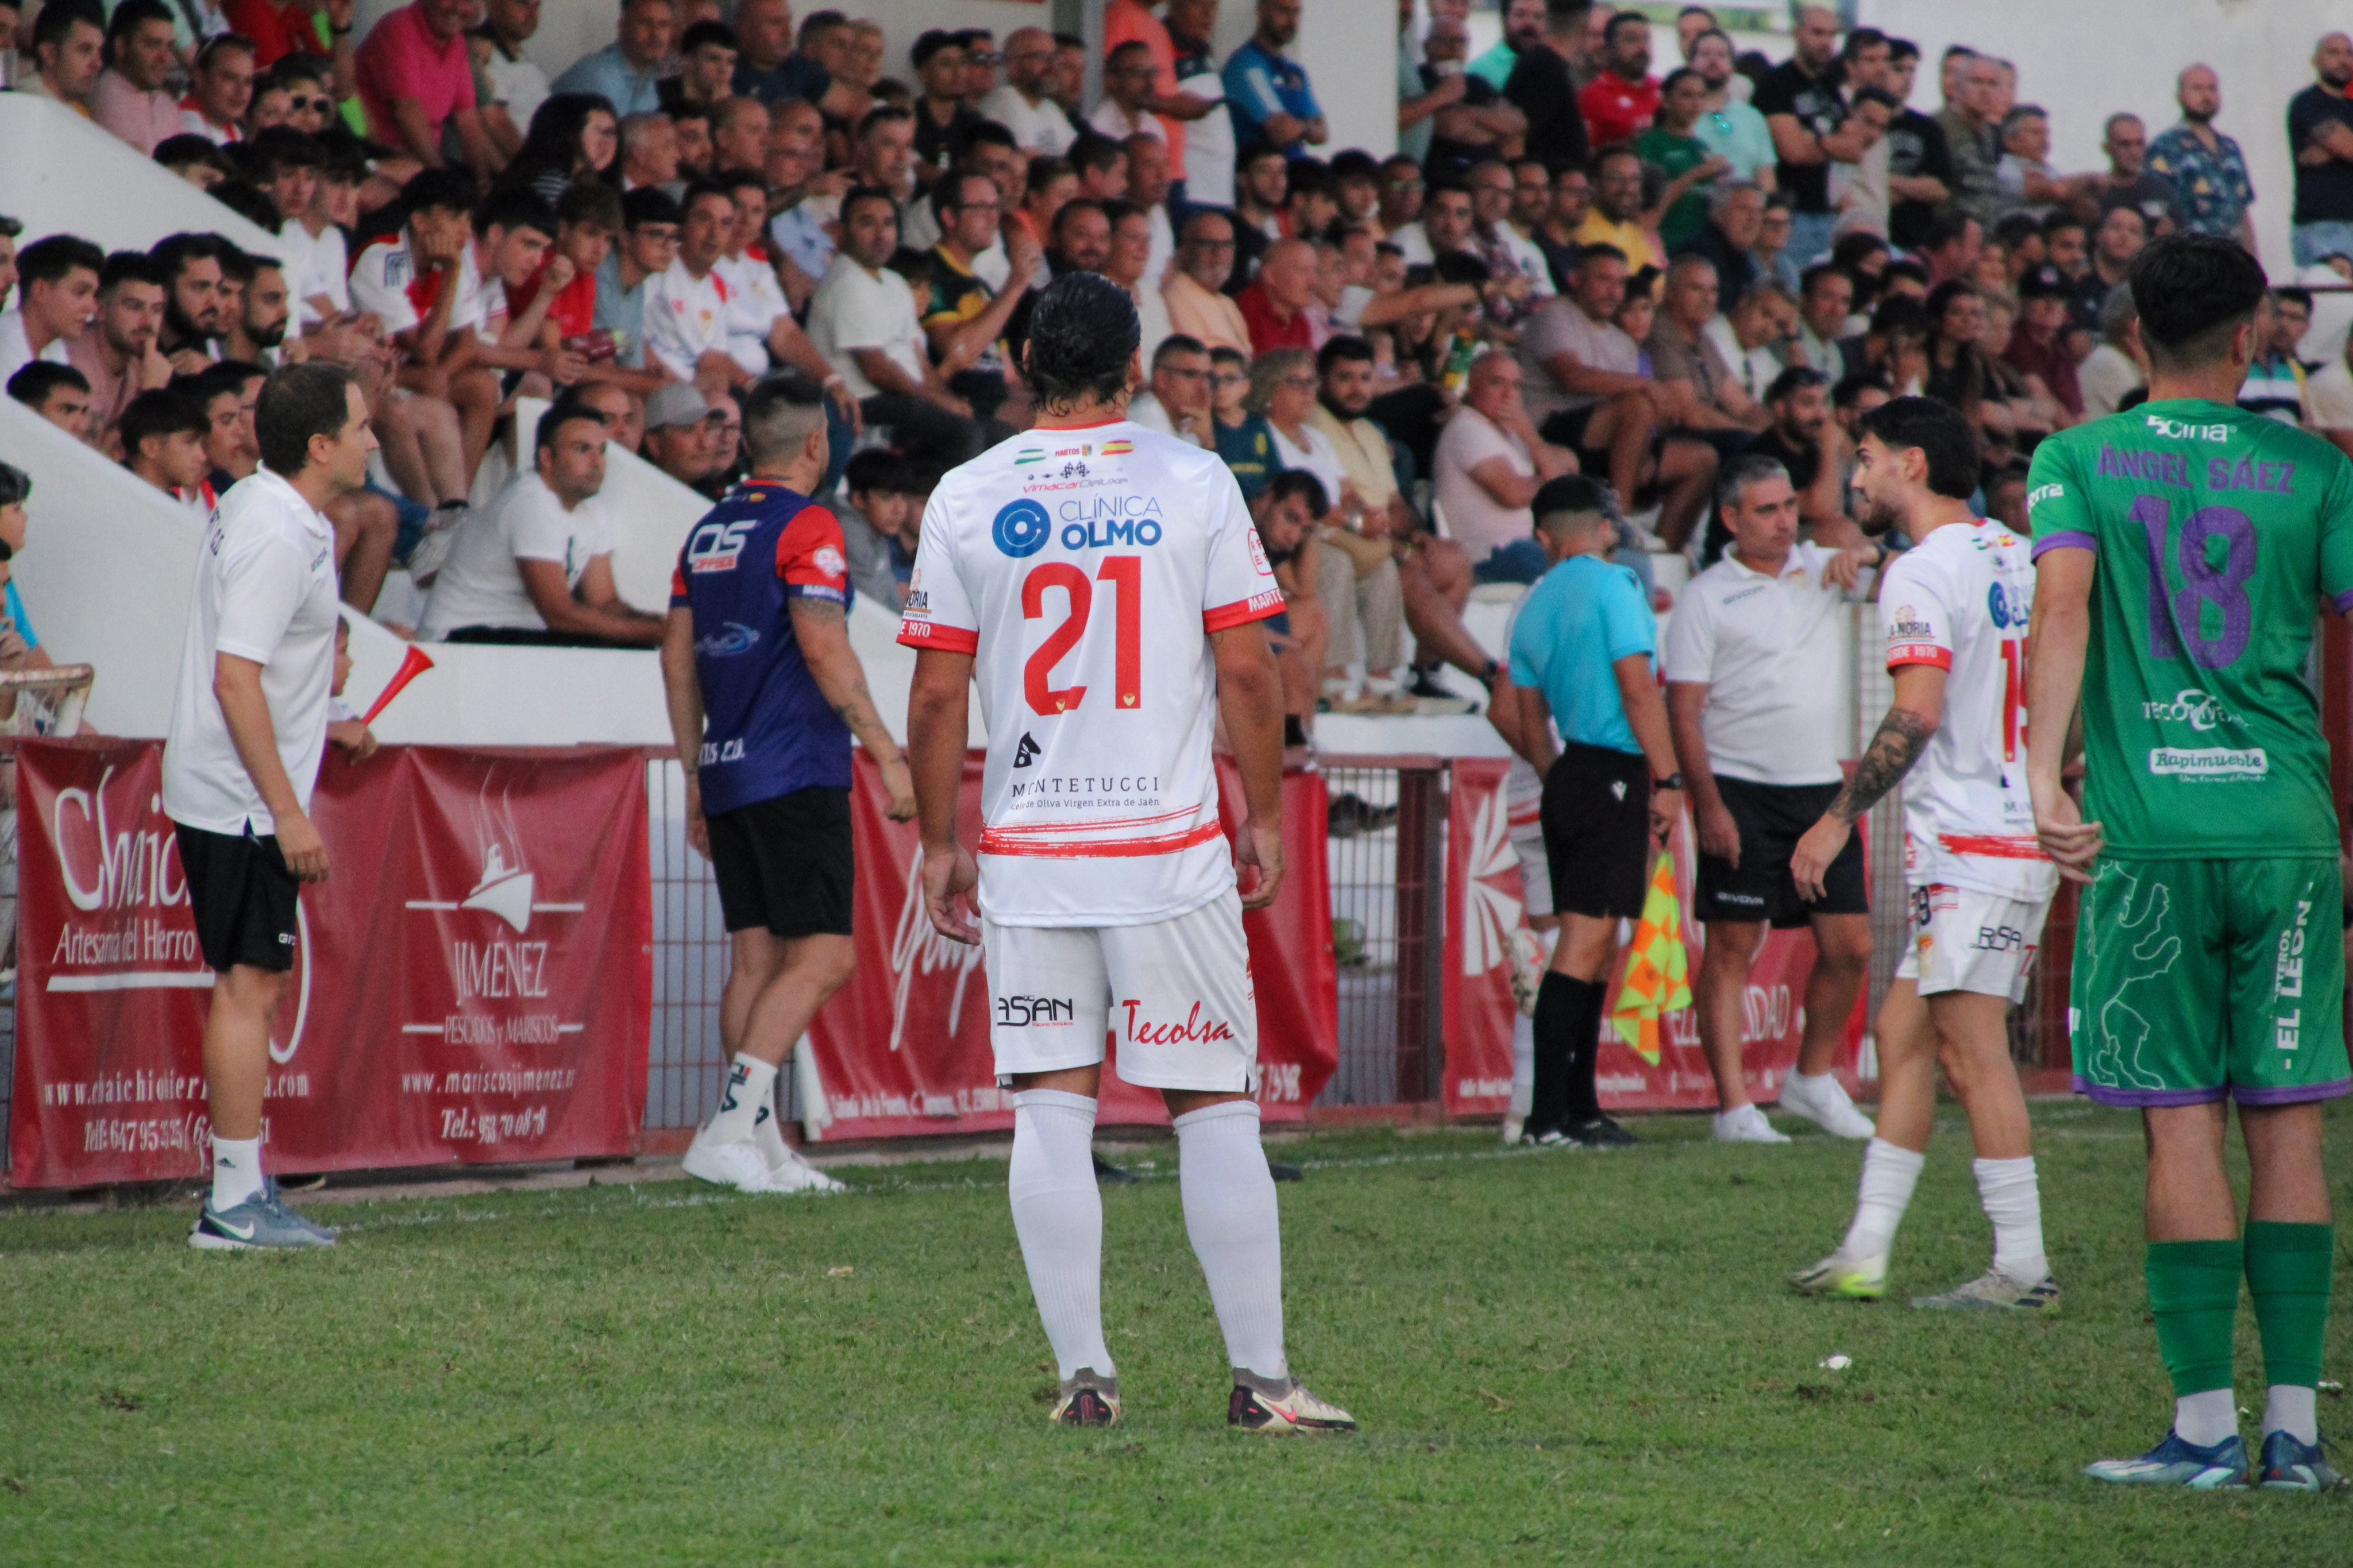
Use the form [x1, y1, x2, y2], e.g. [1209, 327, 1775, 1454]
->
[2265, 1384, 2319, 1445]
[708, 1053, 777, 1144]
[1509, 1013, 1534, 1120]
[211, 1134, 264, 1211]
[1009, 1090, 1114, 1381]
[1840, 1138, 1924, 1260]
[1174, 1099, 1290, 1385]
[2175, 1388, 2240, 1448]
[1973, 1156, 2049, 1284]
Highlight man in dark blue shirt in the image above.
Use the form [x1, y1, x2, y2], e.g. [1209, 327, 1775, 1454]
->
[661, 374, 916, 1195]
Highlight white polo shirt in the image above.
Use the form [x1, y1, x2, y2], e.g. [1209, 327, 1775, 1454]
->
[419, 472, 616, 641]
[1659, 540, 1871, 789]
[805, 254, 929, 399]
[162, 466, 342, 837]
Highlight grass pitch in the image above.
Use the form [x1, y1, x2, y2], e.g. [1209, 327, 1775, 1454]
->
[2, 1103, 2348, 1565]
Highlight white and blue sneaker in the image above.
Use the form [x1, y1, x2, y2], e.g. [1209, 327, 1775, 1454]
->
[2083, 1429, 2249, 1488]
[2257, 1430, 2346, 1492]
[188, 1182, 337, 1251]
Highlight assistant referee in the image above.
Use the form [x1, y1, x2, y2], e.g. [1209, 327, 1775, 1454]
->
[1499, 475, 1683, 1148]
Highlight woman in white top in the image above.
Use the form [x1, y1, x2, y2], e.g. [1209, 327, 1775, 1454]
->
[1248, 347, 1349, 509]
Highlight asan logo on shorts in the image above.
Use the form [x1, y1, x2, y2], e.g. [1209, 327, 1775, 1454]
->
[994, 994, 1075, 1028]
[993, 499, 1052, 558]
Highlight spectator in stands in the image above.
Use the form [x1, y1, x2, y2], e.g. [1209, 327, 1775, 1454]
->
[1689, 28, 1775, 189]
[1640, 71, 1733, 256]
[0, 234, 103, 385]
[2078, 281, 2143, 418]
[1792, 262, 1858, 380]
[1506, 0, 1592, 176]
[808, 188, 981, 468]
[2094, 113, 2180, 238]
[1569, 150, 1661, 279]
[853, 104, 920, 208]
[595, 184, 682, 374]
[154, 133, 233, 192]
[2305, 324, 2353, 458]
[1662, 451, 1880, 1145]
[1237, 237, 1317, 356]
[908, 30, 983, 190]
[1390, 176, 1470, 267]
[1436, 351, 1579, 584]
[1129, 332, 1211, 446]
[1934, 52, 2004, 232]
[0, 460, 61, 698]
[2002, 264, 2083, 421]
[642, 380, 720, 488]
[0, 215, 17, 310]
[650, 182, 766, 390]
[2240, 288, 2310, 426]
[286, 141, 363, 331]
[836, 447, 921, 612]
[2072, 204, 2146, 327]
[6, 361, 95, 440]
[1580, 9, 1658, 150]
[552, 0, 674, 119]
[617, 111, 681, 196]
[1303, 335, 1411, 712]
[1209, 342, 1278, 500]
[1753, 5, 1863, 269]
[349, 172, 503, 486]
[1468, 157, 1555, 316]
[1070, 132, 1131, 206]
[1648, 255, 1765, 460]
[495, 94, 622, 208]
[1091, 40, 1162, 148]
[572, 377, 647, 454]
[1225, 0, 1325, 160]
[189, 359, 265, 492]
[1044, 197, 1112, 280]
[2147, 64, 2256, 253]
[121, 387, 216, 520]
[67, 250, 172, 450]
[981, 25, 1075, 158]
[919, 172, 1036, 424]
[19, 0, 104, 114]
[1165, 211, 1251, 354]
[222, 255, 291, 365]
[476, 0, 553, 159]
[1734, 366, 1855, 543]
[95, 0, 184, 155]
[178, 34, 256, 145]
[1472, 0, 1548, 91]
[2289, 35, 2353, 268]
[660, 19, 738, 115]
[730, 0, 867, 122]
[707, 95, 766, 175]
[419, 398, 662, 645]
[356, 0, 498, 175]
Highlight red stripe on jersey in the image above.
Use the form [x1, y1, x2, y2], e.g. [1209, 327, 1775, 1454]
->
[898, 620, 978, 653]
[985, 806, 1204, 835]
[1886, 644, 1951, 670]
[978, 821, 1226, 859]
[1938, 834, 2049, 861]
[1204, 590, 1286, 634]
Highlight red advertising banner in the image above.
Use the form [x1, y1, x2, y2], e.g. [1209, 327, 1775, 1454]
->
[11, 739, 650, 1188]
[802, 751, 1338, 1140]
[1442, 758, 1864, 1117]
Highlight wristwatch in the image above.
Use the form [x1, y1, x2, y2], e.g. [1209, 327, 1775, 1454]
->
[1653, 772, 1684, 793]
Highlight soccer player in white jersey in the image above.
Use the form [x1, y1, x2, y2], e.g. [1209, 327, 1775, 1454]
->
[1786, 397, 2063, 1311]
[901, 273, 1356, 1434]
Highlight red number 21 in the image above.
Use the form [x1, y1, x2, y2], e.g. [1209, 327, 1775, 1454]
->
[1023, 556, 1141, 716]
[1998, 638, 2026, 763]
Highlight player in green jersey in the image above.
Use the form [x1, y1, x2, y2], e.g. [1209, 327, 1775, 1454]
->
[2027, 236, 2349, 1492]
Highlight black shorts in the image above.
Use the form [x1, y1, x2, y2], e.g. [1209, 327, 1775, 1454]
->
[1692, 776, 1868, 927]
[174, 822, 300, 974]
[1540, 742, 1652, 920]
[706, 786, 854, 937]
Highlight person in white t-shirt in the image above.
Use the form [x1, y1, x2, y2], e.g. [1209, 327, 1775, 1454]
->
[163, 364, 375, 1253]
[900, 272, 1355, 1437]
[419, 400, 666, 646]
[806, 186, 983, 467]
[0, 234, 103, 386]
[1789, 396, 2059, 1312]
[977, 26, 1077, 157]
[1127, 333, 1212, 448]
[1662, 453, 1881, 1146]
[1432, 352, 1577, 582]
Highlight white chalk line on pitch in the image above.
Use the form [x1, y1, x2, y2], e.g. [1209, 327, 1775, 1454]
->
[324, 1114, 2134, 1235]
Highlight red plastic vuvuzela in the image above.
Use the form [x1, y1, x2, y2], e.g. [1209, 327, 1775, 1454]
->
[360, 644, 435, 725]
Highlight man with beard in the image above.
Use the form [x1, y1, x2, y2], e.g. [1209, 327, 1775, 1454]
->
[67, 250, 173, 453]
[1736, 365, 1854, 543]
[2146, 65, 2256, 254]
[2288, 34, 2353, 269]
[150, 232, 232, 374]
[1578, 10, 1659, 151]
[1573, 147, 1665, 277]
[223, 257, 292, 365]
[1504, 0, 1594, 177]
[1881, 38, 1955, 253]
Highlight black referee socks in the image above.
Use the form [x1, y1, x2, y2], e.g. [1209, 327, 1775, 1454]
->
[1530, 973, 1605, 1135]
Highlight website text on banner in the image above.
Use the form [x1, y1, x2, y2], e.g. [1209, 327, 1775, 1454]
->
[1442, 759, 1866, 1117]
[13, 740, 652, 1189]
[801, 750, 1338, 1141]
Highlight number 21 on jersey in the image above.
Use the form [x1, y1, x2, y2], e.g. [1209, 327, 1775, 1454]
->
[1023, 556, 1142, 715]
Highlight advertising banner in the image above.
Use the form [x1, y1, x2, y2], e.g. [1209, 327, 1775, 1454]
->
[801, 752, 1338, 1140]
[1442, 758, 1865, 1118]
[11, 740, 651, 1188]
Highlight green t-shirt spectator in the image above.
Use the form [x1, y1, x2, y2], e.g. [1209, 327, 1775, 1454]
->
[1635, 128, 1715, 252]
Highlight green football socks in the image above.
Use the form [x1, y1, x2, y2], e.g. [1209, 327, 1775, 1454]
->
[2146, 1239, 2244, 1399]
[2245, 1221, 2334, 1442]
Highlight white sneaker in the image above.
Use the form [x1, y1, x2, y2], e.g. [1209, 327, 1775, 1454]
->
[1712, 1104, 1792, 1144]
[1500, 1111, 1526, 1145]
[1779, 1073, 1876, 1139]
[682, 1126, 774, 1191]
[765, 1145, 847, 1195]
[404, 501, 468, 588]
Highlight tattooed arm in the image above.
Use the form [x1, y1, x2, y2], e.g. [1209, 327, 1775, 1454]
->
[787, 598, 919, 820]
[1789, 665, 1947, 900]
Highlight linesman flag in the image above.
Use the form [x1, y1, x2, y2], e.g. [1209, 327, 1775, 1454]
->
[1610, 851, 1691, 1065]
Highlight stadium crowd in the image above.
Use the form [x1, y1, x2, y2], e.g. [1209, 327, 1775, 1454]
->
[2, 0, 2353, 728]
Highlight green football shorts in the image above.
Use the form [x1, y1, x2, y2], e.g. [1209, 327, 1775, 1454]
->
[2070, 856, 2350, 1108]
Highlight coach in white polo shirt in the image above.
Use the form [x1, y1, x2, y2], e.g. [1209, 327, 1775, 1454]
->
[1662, 453, 1883, 1146]
[163, 362, 375, 1252]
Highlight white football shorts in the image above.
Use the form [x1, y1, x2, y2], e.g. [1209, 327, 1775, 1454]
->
[1510, 812, 1554, 919]
[1893, 882, 2051, 1003]
[982, 889, 1259, 1092]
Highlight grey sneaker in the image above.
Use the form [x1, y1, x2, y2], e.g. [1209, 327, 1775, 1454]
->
[189, 1185, 338, 1251]
[1910, 1269, 2058, 1312]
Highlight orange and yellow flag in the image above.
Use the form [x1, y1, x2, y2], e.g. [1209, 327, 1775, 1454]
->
[1610, 851, 1691, 1065]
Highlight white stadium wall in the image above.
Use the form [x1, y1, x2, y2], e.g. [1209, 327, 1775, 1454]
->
[0, 95, 288, 264]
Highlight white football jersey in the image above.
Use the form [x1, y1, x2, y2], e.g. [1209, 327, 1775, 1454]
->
[899, 420, 1283, 926]
[348, 235, 489, 339]
[1880, 520, 2057, 902]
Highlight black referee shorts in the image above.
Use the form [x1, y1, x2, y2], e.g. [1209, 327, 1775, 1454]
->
[706, 786, 854, 938]
[1540, 741, 1652, 921]
[1692, 776, 1869, 927]
[173, 822, 300, 974]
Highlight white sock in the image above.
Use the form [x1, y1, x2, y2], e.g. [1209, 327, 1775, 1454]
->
[1174, 1099, 1289, 1384]
[211, 1135, 264, 1210]
[1840, 1138, 1924, 1260]
[1973, 1156, 2049, 1284]
[2175, 1388, 2240, 1447]
[2265, 1384, 2319, 1445]
[1009, 1090, 1114, 1382]
[1509, 1013, 1534, 1119]
[707, 1054, 777, 1143]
